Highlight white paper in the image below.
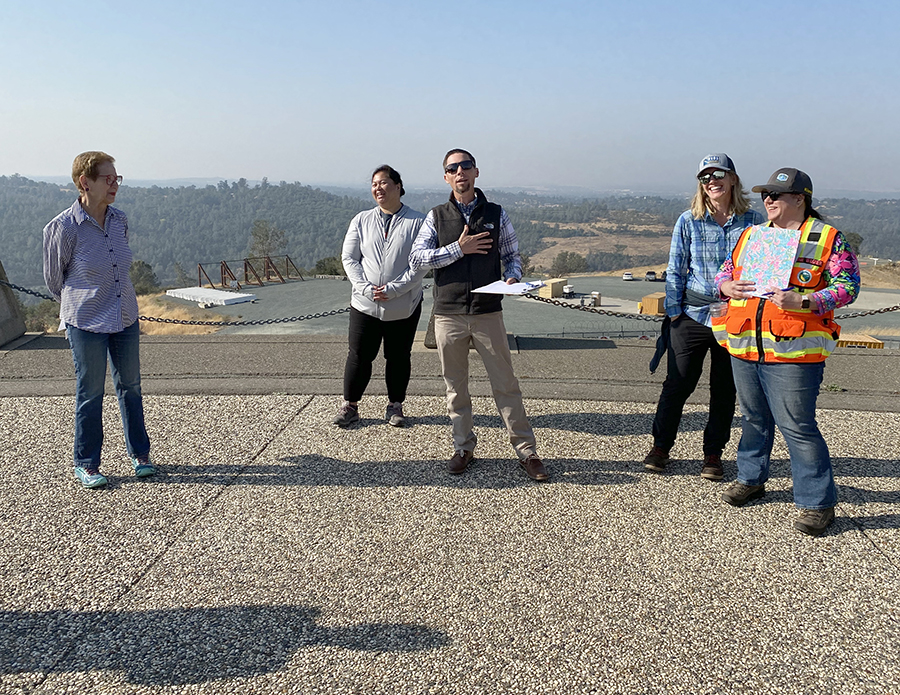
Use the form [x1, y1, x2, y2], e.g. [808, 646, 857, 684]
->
[472, 280, 545, 295]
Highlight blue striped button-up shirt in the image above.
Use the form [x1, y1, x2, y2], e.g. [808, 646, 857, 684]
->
[43, 200, 139, 333]
[410, 195, 522, 281]
[665, 208, 764, 327]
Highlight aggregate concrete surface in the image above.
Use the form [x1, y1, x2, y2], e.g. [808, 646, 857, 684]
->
[1, 331, 898, 694]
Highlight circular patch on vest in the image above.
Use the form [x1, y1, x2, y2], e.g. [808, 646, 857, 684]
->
[798, 269, 812, 283]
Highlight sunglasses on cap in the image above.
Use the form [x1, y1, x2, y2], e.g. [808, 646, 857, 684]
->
[760, 191, 790, 202]
[444, 160, 475, 174]
[697, 170, 727, 185]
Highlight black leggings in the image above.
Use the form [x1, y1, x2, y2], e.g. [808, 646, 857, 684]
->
[651, 314, 736, 455]
[343, 302, 422, 403]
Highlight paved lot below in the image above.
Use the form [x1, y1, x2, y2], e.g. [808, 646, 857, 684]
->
[0, 334, 898, 694]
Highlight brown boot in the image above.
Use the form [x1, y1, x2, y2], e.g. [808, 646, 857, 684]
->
[643, 446, 670, 473]
[700, 453, 723, 480]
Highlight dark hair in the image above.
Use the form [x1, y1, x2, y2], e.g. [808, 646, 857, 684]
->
[804, 194, 824, 221]
[372, 165, 404, 197]
[442, 148, 476, 169]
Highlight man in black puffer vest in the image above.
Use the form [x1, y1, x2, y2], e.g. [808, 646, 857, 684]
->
[410, 149, 548, 481]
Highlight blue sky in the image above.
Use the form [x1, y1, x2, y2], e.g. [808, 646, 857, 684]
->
[2, 0, 899, 195]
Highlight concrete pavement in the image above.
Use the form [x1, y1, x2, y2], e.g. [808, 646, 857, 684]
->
[0, 332, 898, 694]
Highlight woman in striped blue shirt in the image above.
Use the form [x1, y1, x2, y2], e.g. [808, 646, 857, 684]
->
[42, 151, 155, 489]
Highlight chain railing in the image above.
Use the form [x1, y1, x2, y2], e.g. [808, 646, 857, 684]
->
[523, 292, 900, 321]
[522, 293, 664, 321]
[4, 277, 900, 326]
[0, 279, 350, 327]
[2, 282, 53, 302]
[138, 308, 351, 327]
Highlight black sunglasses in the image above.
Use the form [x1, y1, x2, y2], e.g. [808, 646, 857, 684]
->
[445, 160, 475, 174]
[697, 170, 727, 185]
[760, 191, 788, 202]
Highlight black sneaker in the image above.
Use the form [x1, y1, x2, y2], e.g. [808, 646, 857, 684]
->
[643, 446, 671, 473]
[332, 402, 359, 428]
[794, 507, 835, 536]
[721, 481, 765, 507]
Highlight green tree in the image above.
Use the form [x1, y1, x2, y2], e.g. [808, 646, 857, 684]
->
[520, 252, 535, 278]
[24, 299, 61, 333]
[246, 219, 287, 258]
[130, 260, 160, 295]
[550, 251, 587, 277]
[314, 256, 345, 275]
[172, 261, 193, 287]
[844, 231, 863, 255]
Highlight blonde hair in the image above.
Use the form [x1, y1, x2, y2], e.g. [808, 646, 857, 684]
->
[72, 151, 115, 193]
[690, 171, 752, 219]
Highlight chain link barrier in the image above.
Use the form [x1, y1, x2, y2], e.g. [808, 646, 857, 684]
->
[4, 277, 900, 325]
[0, 278, 350, 327]
[521, 293, 664, 321]
[522, 292, 900, 322]
[138, 307, 352, 327]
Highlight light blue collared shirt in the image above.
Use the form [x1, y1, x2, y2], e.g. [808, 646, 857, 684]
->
[665, 208, 764, 326]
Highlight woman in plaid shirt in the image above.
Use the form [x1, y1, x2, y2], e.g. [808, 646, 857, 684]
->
[643, 154, 763, 480]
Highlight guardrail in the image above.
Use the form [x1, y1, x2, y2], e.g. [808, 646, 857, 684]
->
[4, 278, 900, 331]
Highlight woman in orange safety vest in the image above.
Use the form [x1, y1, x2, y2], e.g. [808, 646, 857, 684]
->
[713, 168, 860, 537]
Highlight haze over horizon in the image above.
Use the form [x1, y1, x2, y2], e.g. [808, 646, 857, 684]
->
[3, 1, 899, 196]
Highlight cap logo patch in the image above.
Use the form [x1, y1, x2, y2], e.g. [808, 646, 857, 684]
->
[776, 173, 789, 182]
[703, 156, 720, 165]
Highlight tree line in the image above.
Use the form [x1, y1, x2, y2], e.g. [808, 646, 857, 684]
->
[0, 175, 888, 293]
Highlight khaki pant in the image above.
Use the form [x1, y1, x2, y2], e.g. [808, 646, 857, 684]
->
[434, 312, 536, 459]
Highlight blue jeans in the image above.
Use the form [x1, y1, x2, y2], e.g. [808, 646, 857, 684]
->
[66, 321, 150, 469]
[730, 357, 836, 510]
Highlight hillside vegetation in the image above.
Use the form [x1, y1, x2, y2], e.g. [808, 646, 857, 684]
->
[1, 175, 894, 288]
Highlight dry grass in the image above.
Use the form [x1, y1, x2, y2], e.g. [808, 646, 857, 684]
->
[859, 262, 900, 289]
[529, 221, 669, 271]
[137, 294, 226, 335]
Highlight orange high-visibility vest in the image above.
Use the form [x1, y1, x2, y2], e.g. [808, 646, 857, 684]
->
[712, 218, 841, 363]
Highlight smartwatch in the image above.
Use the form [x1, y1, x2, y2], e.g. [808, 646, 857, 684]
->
[801, 296, 811, 310]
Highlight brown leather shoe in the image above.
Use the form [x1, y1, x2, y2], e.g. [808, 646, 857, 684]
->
[448, 450, 474, 475]
[520, 454, 549, 481]
[643, 446, 671, 473]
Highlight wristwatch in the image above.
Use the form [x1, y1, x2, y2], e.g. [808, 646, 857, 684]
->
[801, 296, 811, 310]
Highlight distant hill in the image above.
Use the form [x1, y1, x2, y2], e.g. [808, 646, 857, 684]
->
[0, 176, 370, 287]
[1, 175, 896, 289]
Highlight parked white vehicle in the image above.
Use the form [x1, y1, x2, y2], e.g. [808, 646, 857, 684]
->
[622, 272, 633, 281]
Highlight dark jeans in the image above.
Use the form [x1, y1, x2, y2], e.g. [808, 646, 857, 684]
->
[66, 321, 150, 468]
[651, 314, 736, 455]
[343, 302, 422, 403]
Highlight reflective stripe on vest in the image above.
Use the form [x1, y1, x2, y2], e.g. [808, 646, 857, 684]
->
[713, 219, 840, 363]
